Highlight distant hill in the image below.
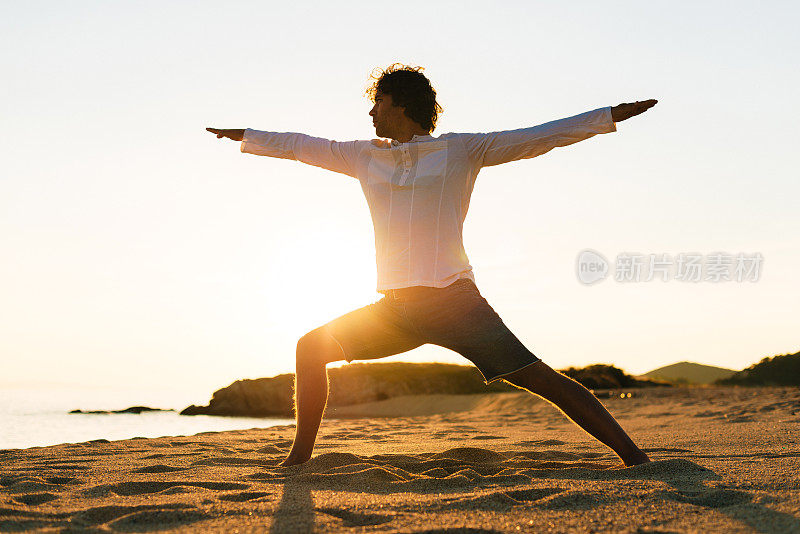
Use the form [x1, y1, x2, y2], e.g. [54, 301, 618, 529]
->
[717, 351, 800, 386]
[643, 362, 736, 385]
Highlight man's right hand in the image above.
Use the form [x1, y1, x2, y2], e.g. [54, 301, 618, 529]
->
[206, 128, 245, 141]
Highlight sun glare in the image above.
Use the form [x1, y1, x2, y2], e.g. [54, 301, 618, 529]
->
[260, 233, 378, 341]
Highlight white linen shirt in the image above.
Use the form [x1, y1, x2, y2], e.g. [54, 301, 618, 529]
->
[241, 106, 616, 293]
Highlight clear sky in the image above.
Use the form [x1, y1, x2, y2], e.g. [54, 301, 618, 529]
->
[2, 1, 798, 397]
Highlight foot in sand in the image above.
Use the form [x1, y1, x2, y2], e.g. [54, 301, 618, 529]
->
[622, 449, 651, 467]
[278, 453, 310, 467]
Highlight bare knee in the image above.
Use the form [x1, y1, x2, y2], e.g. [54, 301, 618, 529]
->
[296, 328, 345, 367]
[503, 361, 562, 395]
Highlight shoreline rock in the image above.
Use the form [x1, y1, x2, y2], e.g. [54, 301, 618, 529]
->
[69, 406, 174, 415]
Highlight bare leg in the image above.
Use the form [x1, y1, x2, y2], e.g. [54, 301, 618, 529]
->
[504, 361, 650, 466]
[279, 330, 342, 467]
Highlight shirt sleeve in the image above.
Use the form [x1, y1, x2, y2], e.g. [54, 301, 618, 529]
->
[458, 106, 617, 168]
[240, 129, 366, 179]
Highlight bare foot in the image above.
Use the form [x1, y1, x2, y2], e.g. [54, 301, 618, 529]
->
[278, 454, 311, 467]
[622, 450, 651, 467]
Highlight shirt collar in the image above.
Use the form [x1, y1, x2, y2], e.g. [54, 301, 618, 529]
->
[390, 134, 433, 146]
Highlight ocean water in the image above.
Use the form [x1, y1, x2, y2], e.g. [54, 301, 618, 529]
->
[0, 385, 294, 450]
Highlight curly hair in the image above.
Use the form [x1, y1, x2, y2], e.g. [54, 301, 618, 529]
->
[365, 63, 443, 133]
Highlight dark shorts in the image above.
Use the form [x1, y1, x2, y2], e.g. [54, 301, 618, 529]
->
[322, 278, 541, 385]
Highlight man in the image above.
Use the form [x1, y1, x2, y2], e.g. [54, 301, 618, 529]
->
[207, 64, 657, 468]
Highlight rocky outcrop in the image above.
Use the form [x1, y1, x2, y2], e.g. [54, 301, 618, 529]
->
[181, 373, 297, 417]
[69, 406, 174, 414]
[180, 363, 514, 417]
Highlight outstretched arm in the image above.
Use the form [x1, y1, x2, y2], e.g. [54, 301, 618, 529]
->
[460, 99, 658, 168]
[206, 127, 367, 179]
[461, 107, 616, 168]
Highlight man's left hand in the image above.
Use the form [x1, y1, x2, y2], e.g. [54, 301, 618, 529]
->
[611, 100, 658, 122]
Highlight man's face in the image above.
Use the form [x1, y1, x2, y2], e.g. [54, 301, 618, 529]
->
[369, 92, 405, 139]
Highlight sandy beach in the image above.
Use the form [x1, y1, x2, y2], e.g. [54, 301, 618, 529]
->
[2, 386, 799, 533]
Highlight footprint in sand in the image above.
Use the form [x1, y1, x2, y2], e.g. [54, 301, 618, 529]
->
[12, 493, 59, 505]
[106, 508, 213, 530]
[0, 503, 205, 531]
[1, 474, 83, 496]
[666, 488, 752, 508]
[146, 441, 176, 448]
[315, 506, 396, 527]
[84, 481, 250, 497]
[132, 465, 187, 474]
[255, 445, 287, 454]
[265, 439, 294, 448]
[506, 450, 584, 461]
[432, 447, 506, 463]
[141, 452, 197, 459]
[41, 463, 92, 470]
[515, 439, 566, 446]
[421, 467, 449, 477]
[723, 414, 755, 422]
[4, 479, 65, 493]
[537, 489, 616, 510]
[324, 432, 371, 440]
[217, 491, 271, 502]
[44, 476, 81, 485]
[159, 486, 199, 495]
[438, 487, 564, 510]
[190, 457, 278, 468]
[643, 447, 693, 454]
